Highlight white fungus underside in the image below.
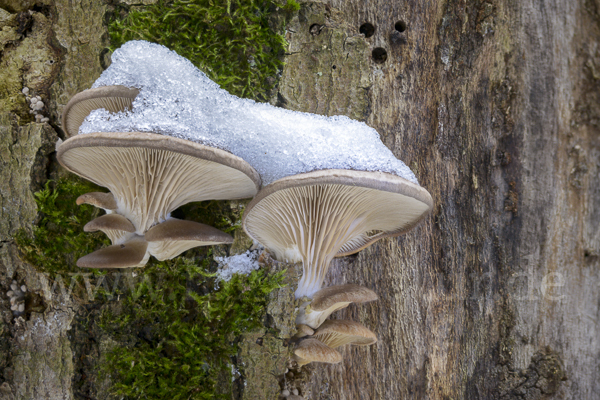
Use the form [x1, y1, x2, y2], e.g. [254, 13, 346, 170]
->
[60, 146, 256, 233]
[82, 40, 418, 186]
[313, 331, 375, 348]
[296, 301, 351, 329]
[244, 184, 430, 298]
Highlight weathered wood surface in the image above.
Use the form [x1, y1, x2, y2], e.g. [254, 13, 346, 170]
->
[276, 0, 600, 399]
[0, 0, 598, 399]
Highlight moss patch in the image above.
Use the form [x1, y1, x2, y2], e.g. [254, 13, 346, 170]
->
[108, 0, 299, 100]
[14, 177, 110, 276]
[99, 256, 285, 399]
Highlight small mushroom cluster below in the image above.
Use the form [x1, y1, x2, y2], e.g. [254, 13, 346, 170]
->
[22, 87, 49, 123]
[7, 280, 26, 314]
[280, 388, 304, 400]
[290, 284, 379, 367]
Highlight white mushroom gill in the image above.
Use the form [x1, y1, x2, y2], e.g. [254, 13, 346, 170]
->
[245, 182, 430, 299]
[312, 319, 377, 348]
[58, 132, 260, 235]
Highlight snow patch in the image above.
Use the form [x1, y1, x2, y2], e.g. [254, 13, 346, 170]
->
[82, 40, 419, 186]
[215, 250, 260, 282]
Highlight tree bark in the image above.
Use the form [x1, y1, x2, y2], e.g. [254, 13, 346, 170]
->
[0, 0, 599, 399]
[276, 0, 600, 399]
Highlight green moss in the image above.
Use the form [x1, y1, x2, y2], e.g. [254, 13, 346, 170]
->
[15, 177, 110, 276]
[109, 0, 299, 100]
[99, 256, 285, 399]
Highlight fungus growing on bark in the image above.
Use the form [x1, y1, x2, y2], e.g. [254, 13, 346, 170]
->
[84, 213, 136, 244]
[243, 169, 433, 299]
[79, 218, 233, 268]
[77, 236, 149, 268]
[312, 319, 377, 348]
[76, 192, 118, 213]
[295, 284, 378, 329]
[293, 338, 342, 367]
[62, 85, 139, 137]
[58, 131, 260, 234]
[144, 218, 233, 261]
[58, 130, 255, 268]
[293, 324, 315, 339]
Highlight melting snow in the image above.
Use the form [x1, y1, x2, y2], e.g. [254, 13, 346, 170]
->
[82, 40, 418, 185]
[215, 250, 260, 282]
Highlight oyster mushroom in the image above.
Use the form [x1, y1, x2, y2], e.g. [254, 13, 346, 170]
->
[84, 213, 136, 244]
[76, 192, 118, 213]
[243, 169, 432, 299]
[295, 284, 378, 329]
[293, 338, 342, 367]
[312, 319, 377, 348]
[58, 131, 260, 234]
[80, 216, 233, 268]
[62, 85, 139, 137]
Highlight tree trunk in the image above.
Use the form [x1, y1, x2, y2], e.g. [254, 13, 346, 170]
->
[276, 0, 600, 399]
[0, 0, 599, 399]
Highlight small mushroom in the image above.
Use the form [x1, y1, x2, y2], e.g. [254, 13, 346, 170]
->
[292, 324, 315, 339]
[296, 284, 378, 329]
[77, 236, 149, 268]
[312, 319, 377, 348]
[61, 85, 140, 137]
[293, 338, 342, 367]
[84, 213, 136, 245]
[145, 218, 233, 261]
[78, 218, 233, 268]
[243, 169, 432, 299]
[76, 192, 118, 213]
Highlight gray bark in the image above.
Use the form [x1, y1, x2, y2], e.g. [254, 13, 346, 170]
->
[0, 0, 599, 399]
[276, 0, 600, 399]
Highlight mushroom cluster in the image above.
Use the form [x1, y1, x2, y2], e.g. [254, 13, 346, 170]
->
[7, 280, 26, 314]
[242, 169, 431, 366]
[23, 87, 50, 123]
[59, 40, 433, 378]
[58, 115, 260, 267]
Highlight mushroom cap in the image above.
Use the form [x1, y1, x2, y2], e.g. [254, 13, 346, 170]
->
[293, 338, 342, 366]
[313, 319, 377, 348]
[58, 131, 261, 233]
[84, 213, 136, 233]
[144, 218, 233, 243]
[311, 284, 378, 312]
[295, 284, 378, 329]
[76, 192, 117, 211]
[83, 213, 136, 244]
[294, 324, 315, 339]
[77, 236, 149, 268]
[145, 218, 233, 260]
[62, 85, 139, 137]
[336, 230, 407, 257]
[243, 169, 432, 298]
